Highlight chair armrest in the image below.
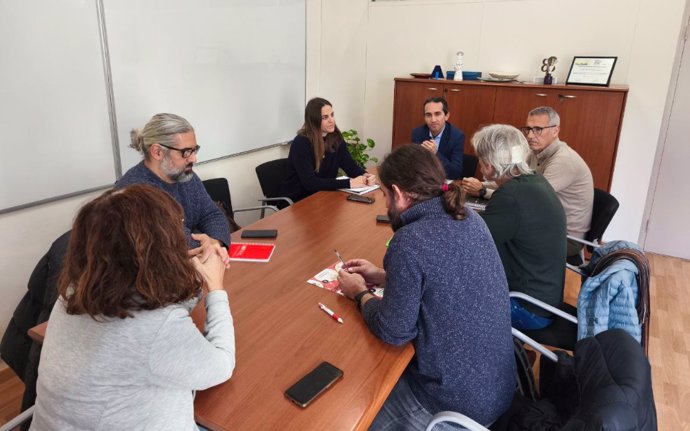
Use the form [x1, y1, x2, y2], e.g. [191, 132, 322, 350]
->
[0, 405, 34, 431]
[426, 411, 489, 431]
[234, 205, 279, 214]
[566, 235, 601, 249]
[509, 292, 578, 325]
[258, 197, 294, 206]
[566, 263, 586, 276]
[511, 328, 559, 363]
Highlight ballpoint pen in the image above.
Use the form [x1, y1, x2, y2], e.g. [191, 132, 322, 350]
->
[318, 302, 344, 324]
[334, 249, 347, 268]
[335, 249, 377, 294]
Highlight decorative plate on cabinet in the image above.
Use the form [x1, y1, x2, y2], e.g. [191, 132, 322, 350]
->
[488, 72, 519, 80]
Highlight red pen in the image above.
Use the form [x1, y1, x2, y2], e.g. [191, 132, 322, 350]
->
[318, 302, 344, 324]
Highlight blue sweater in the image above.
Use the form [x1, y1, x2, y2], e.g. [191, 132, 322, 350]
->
[361, 197, 515, 424]
[115, 162, 230, 248]
[280, 134, 365, 202]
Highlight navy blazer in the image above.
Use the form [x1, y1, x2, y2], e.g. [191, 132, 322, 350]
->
[411, 122, 465, 179]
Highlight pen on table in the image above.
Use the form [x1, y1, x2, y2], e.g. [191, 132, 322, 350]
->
[318, 303, 344, 324]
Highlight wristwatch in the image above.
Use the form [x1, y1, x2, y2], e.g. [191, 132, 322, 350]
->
[354, 290, 371, 311]
[479, 186, 487, 198]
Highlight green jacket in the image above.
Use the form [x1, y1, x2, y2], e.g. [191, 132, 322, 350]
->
[481, 173, 566, 314]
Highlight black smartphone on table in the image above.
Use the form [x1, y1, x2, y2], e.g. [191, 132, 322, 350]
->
[346, 194, 375, 204]
[376, 214, 390, 224]
[284, 361, 343, 408]
[241, 229, 278, 239]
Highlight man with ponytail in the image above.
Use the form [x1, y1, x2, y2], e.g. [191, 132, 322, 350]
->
[338, 145, 515, 429]
[116, 113, 230, 265]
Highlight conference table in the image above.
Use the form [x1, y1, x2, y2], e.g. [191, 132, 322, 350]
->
[26, 188, 414, 430]
[193, 189, 414, 430]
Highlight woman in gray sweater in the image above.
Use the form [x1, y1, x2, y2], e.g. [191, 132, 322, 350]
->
[31, 184, 235, 430]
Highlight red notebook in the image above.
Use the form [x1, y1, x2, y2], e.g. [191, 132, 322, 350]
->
[228, 242, 275, 262]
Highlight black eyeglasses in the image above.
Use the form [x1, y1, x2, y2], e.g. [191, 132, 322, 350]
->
[519, 125, 556, 136]
[157, 143, 201, 158]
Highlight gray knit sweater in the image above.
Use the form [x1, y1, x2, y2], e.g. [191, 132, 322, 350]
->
[361, 197, 515, 425]
[31, 291, 235, 431]
[116, 162, 230, 248]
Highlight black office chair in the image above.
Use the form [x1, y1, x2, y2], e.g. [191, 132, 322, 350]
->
[567, 188, 619, 267]
[427, 329, 657, 431]
[202, 178, 277, 232]
[255, 158, 294, 217]
[461, 154, 479, 179]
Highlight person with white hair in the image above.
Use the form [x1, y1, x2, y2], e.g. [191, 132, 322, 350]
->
[472, 124, 567, 330]
[463, 106, 593, 260]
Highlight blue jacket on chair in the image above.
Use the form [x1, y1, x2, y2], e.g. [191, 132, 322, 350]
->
[577, 241, 643, 342]
[411, 122, 465, 180]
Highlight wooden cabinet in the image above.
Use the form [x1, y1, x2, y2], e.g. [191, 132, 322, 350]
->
[392, 78, 628, 190]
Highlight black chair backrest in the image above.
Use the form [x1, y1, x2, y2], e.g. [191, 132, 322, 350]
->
[202, 178, 241, 232]
[461, 154, 478, 179]
[586, 188, 619, 243]
[255, 158, 289, 208]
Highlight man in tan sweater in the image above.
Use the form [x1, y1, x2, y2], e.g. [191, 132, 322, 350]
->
[462, 106, 593, 258]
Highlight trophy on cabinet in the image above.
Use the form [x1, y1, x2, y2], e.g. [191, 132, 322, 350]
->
[541, 56, 557, 85]
[453, 51, 464, 81]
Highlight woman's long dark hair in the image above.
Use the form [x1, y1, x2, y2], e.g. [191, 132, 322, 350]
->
[58, 184, 203, 319]
[378, 144, 466, 220]
[298, 97, 343, 171]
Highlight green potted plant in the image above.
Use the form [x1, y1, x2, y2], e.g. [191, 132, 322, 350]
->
[342, 129, 378, 168]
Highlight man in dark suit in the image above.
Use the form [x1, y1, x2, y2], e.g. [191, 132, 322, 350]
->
[411, 96, 465, 179]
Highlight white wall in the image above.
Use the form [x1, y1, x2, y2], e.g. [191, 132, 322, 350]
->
[0, 145, 288, 337]
[309, 0, 686, 244]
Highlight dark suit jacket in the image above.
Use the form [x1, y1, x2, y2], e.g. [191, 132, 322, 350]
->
[411, 122, 465, 179]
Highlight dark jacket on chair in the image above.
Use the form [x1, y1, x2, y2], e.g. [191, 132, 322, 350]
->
[499, 329, 657, 431]
[546, 329, 657, 430]
[0, 231, 70, 413]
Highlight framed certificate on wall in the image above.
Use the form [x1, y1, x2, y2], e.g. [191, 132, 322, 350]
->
[566, 56, 617, 87]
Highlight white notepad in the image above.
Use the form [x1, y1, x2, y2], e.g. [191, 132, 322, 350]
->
[336, 176, 380, 195]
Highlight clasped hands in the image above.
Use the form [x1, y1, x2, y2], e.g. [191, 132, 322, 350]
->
[421, 140, 438, 154]
[350, 173, 377, 188]
[189, 233, 231, 291]
[460, 177, 483, 197]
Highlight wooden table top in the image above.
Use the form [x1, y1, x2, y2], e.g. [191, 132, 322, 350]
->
[27, 189, 413, 430]
[193, 189, 414, 431]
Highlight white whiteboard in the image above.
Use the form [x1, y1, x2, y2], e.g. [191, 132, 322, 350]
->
[104, 0, 306, 171]
[0, 0, 306, 212]
[0, 0, 116, 211]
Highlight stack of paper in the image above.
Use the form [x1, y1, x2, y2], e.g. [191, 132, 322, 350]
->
[336, 176, 380, 195]
[339, 184, 380, 195]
